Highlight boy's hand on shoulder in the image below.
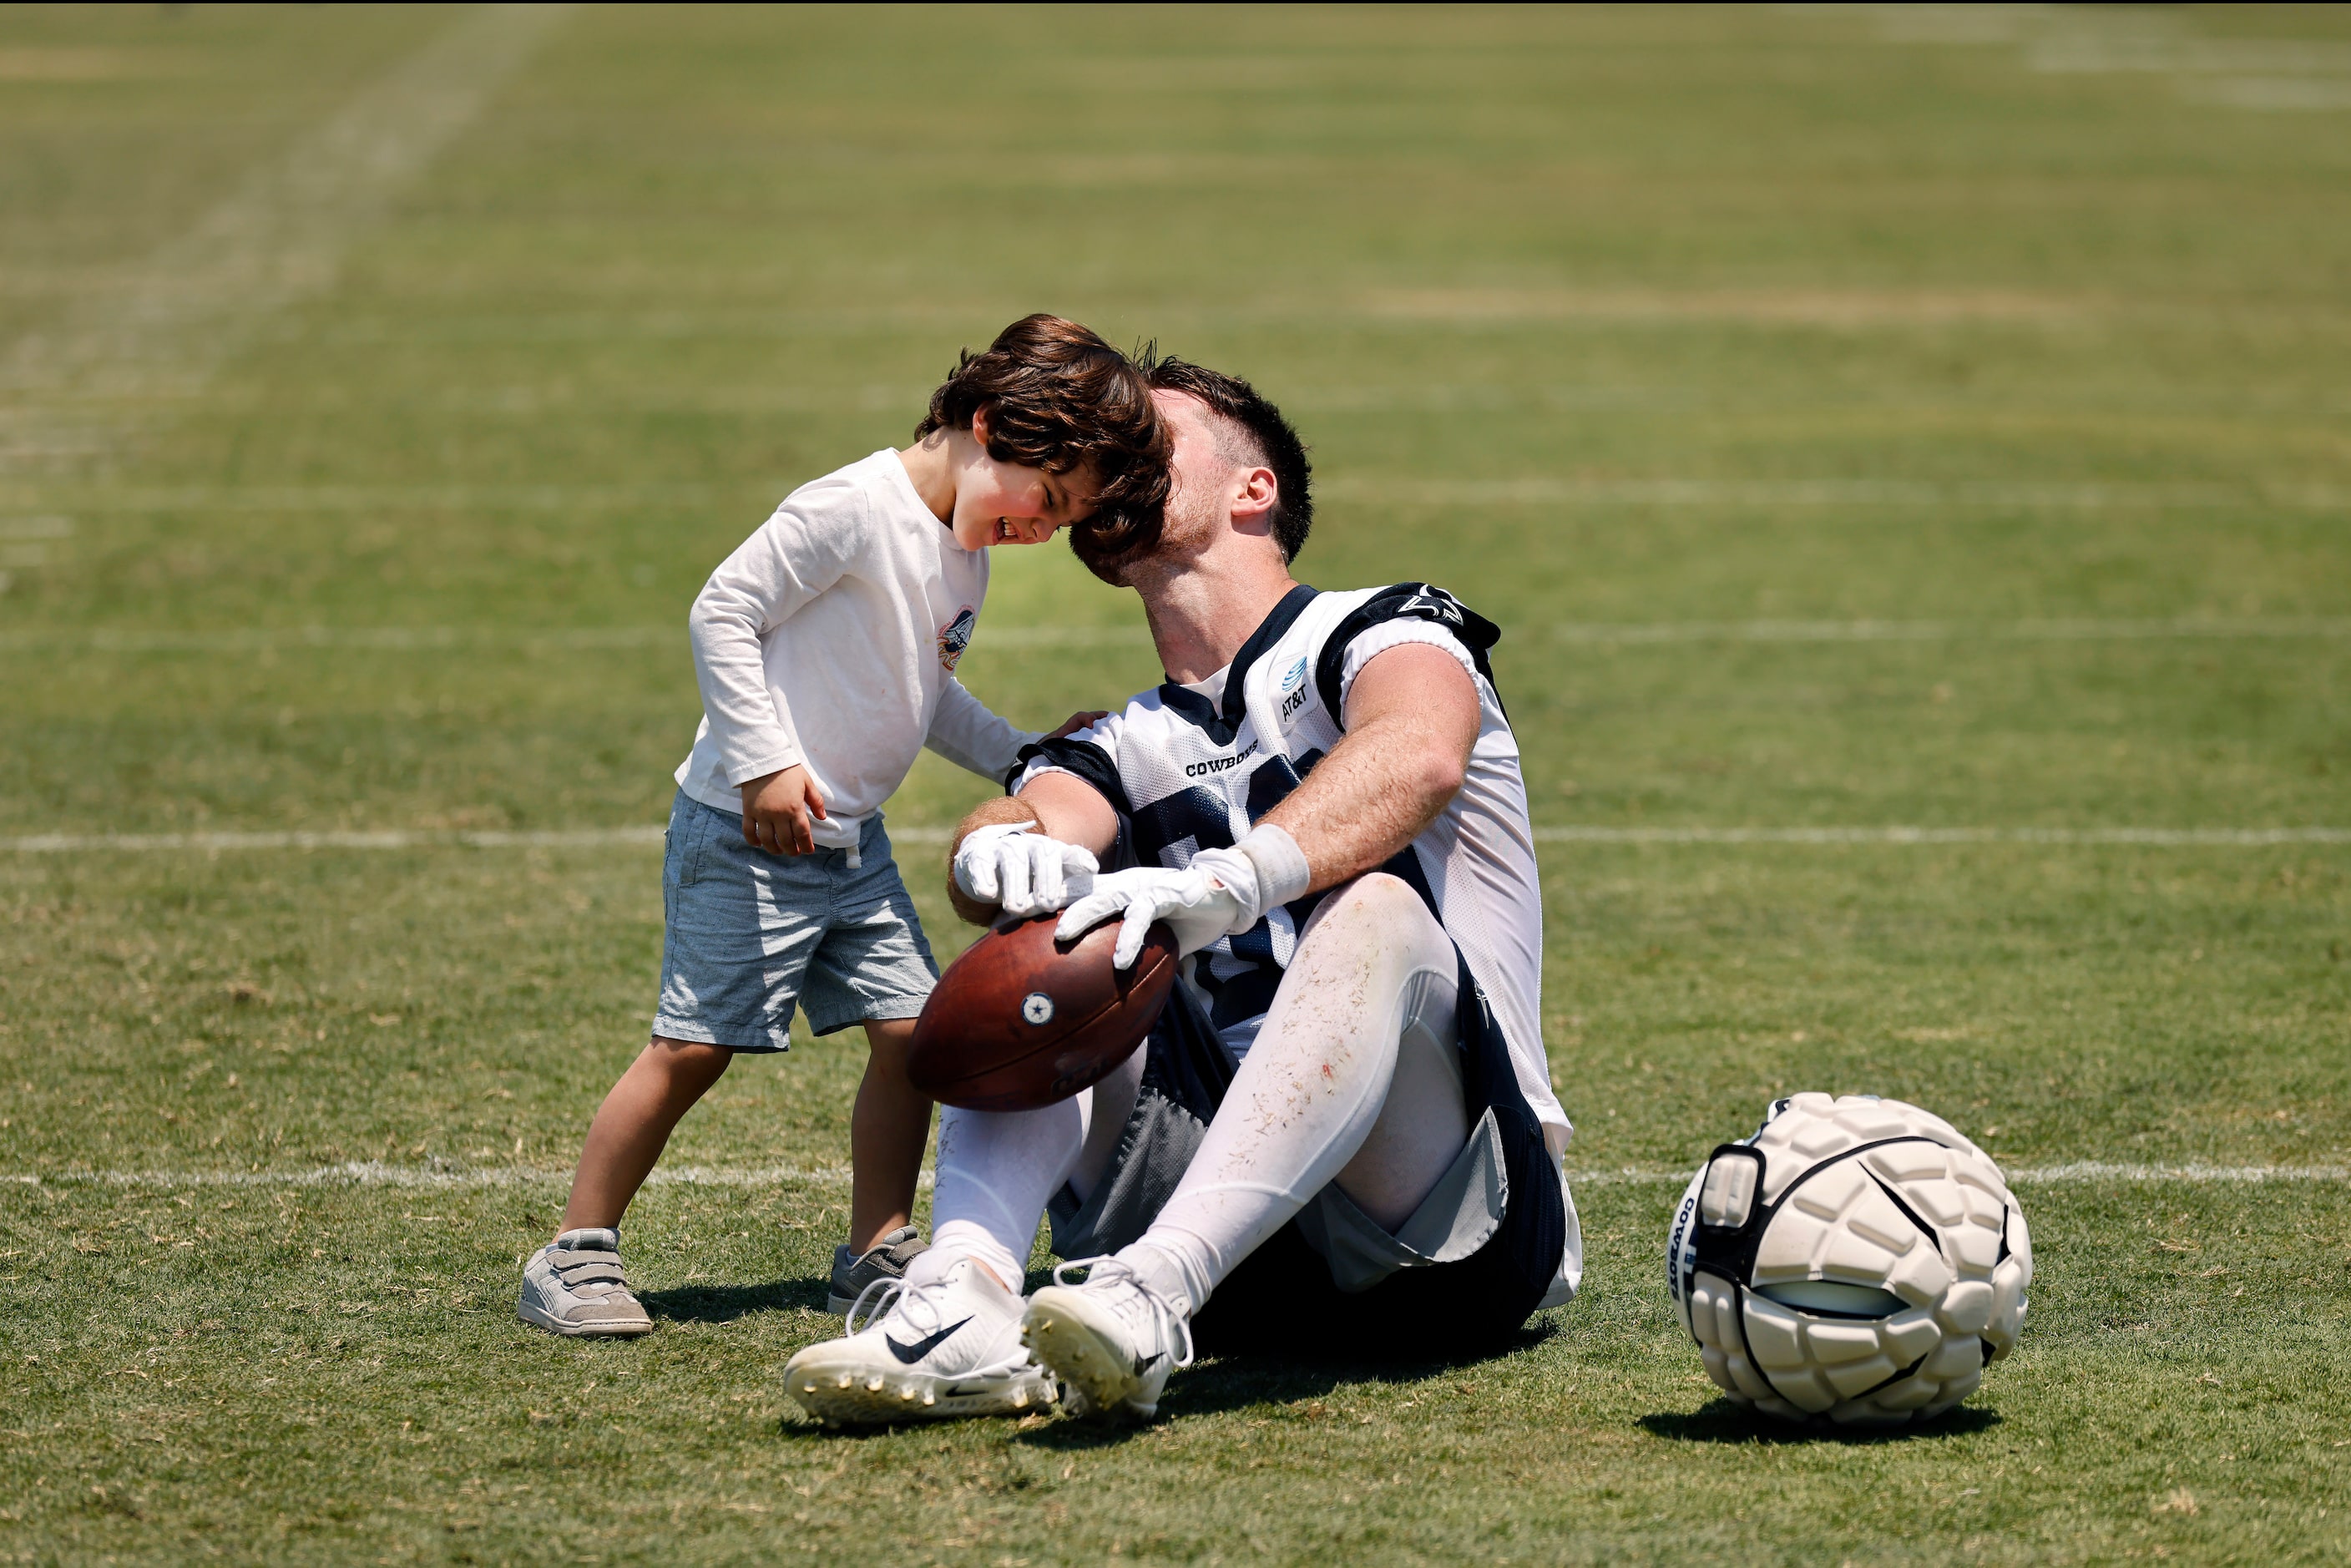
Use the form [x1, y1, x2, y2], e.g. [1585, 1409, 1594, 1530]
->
[740, 765, 826, 856]
[1048, 709, 1111, 740]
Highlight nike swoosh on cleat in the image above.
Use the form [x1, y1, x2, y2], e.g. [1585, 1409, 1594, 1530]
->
[885, 1317, 973, 1364]
[1134, 1352, 1163, 1374]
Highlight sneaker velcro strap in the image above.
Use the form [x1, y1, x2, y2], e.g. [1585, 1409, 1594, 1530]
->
[554, 1246, 621, 1266]
[554, 1259, 629, 1287]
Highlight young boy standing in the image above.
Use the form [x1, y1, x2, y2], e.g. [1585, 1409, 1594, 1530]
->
[518, 316, 1167, 1336]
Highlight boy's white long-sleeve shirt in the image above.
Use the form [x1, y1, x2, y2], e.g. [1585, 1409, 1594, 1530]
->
[674, 449, 1037, 848]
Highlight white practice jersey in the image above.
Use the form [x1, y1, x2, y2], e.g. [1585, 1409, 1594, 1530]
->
[1014, 582, 1569, 1149]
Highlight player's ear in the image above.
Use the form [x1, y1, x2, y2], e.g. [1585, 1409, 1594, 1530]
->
[1231, 465, 1277, 533]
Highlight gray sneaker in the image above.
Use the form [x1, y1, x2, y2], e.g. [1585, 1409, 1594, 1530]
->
[518, 1227, 655, 1338]
[827, 1226, 928, 1315]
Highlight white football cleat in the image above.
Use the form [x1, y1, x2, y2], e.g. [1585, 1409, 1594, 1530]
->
[783, 1255, 1058, 1426]
[1020, 1256, 1194, 1420]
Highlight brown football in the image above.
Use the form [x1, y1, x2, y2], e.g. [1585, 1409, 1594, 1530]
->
[907, 913, 1177, 1112]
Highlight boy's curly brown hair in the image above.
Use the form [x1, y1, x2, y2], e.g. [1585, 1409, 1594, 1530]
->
[918, 315, 1171, 561]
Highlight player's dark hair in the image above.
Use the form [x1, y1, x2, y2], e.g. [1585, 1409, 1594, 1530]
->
[1139, 355, 1313, 564]
[917, 315, 1171, 562]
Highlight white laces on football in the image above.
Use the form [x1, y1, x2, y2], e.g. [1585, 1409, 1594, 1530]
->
[1051, 1256, 1195, 1370]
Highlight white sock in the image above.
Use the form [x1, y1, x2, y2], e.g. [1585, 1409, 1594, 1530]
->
[914, 1220, 1024, 1292]
[920, 1092, 1092, 1290]
[1125, 875, 1461, 1315]
[1115, 1238, 1206, 1316]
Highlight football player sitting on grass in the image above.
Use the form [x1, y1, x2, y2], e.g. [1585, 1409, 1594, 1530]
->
[784, 358, 1580, 1424]
[518, 316, 1165, 1338]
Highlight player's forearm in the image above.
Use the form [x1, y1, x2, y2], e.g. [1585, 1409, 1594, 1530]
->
[1259, 642, 1480, 894]
[1260, 715, 1464, 894]
[1014, 771, 1121, 856]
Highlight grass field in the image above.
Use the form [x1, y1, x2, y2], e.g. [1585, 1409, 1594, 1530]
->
[3, 3, 2349, 1562]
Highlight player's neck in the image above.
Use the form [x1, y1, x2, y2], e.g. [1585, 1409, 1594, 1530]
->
[1130, 544, 1298, 685]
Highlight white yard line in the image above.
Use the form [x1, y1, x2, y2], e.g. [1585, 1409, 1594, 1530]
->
[9, 476, 2344, 513]
[2, 1162, 862, 1191]
[3, 826, 670, 853]
[0, 4, 569, 473]
[1550, 616, 2351, 645]
[9, 615, 2350, 655]
[1529, 827, 2351, 846]
[0, 623, 1148, 653]
[1824, 3, 2351, 114]
[1570, 1162, 2351, 1187]
[0, 482, 725, 513]
[1317, 476, 2350, 509]
[0, 625, 682, 653]
[8, 1161, 2343, 1191]
[8, 824, 2348, 854]
[2005, 1161, 2351, 1185]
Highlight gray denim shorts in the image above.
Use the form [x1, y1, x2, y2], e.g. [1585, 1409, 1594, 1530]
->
[653, 792, 939, 1051]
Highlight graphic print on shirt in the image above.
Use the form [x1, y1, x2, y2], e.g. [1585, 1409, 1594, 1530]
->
[937, 604, 976, 672]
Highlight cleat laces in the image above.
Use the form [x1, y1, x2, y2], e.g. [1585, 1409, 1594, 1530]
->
[844, 1274, 911, 1336]
[1050, 1257, 1195, 1373]
[844, 1266, 1026, 1378]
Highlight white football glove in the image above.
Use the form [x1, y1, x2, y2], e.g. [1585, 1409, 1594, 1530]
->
[953, 822, 1100, 918]
[1054, 863, 1249, 970]
[1052, 824, 1315, 970]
